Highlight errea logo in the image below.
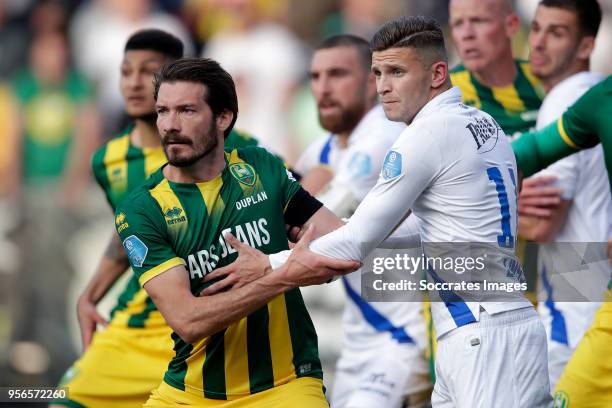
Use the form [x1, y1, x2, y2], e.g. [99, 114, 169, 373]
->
[165, 207, 187, 226]
[115, 212, 129, 233]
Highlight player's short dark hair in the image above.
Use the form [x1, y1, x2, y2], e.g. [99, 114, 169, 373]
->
[539, 0, 601, 37]
[153, 58, 238, 138]
[125, 29, 184, 59]
[370, 16, 447, 66]
[316, 34, 372, 71]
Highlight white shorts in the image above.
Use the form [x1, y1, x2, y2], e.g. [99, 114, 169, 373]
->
[432, 307, 552, 408]
[331, 342, 432, 408]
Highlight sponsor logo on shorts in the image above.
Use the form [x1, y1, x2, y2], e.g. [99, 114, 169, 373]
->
[123, 235, 148, 268]
[382, 151, 402, 180]
[230, 163, 257, 186]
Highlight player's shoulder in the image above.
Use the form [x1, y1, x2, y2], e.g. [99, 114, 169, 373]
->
[226, 145, 283, 169]
[226, 128, 259, 149]
[116, 170, 166, 215]
[91, 125, 133, 169]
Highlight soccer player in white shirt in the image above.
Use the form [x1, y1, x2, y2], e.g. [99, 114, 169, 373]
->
[212, 16, 552, 407]
[298, 35, 431, 408]
[517, 0, 611, 392]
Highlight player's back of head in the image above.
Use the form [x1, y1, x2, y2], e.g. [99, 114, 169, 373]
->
[125, 29, 184, 59]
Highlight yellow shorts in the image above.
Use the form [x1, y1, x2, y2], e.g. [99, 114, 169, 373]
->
[554, 293, 612, 408]
[53, 325, 174, 408]
[144, 377, 328, 407]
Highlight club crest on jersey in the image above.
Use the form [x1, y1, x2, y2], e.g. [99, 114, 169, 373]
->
[229, 163, 257, 186]
[466, 116, 500, 153]
[553, 391, 569, 408]
[382, 151, 402, 180]
[123, 235, 148, 268]
[165, 207, 187, 226]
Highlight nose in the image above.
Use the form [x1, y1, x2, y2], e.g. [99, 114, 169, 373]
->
[458, 22, 475, 42]
[312, 74, 331, 99]
[530, 30, 546, 51]
[376, 73, 391, 96]
[127, 71, 144, 90]
[158, 111, 180, 134]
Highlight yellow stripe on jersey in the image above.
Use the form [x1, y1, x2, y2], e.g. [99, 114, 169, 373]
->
[143, 147, 167, 178]
[520, 63, 543, 97]
[110, 288, 149, 327]
[557, 117, 579, 149]
[184, 338, 208, 392]
[149, 178, 189, 237]
[451, 70, 481, 108]
[268, 295, 296, 386]
[491, 83, 526, 114]
[224, 318, 251, 398]
[104, 135, 130, 195]
[195, 174, 224, 217]
[138, 257, 186, 286]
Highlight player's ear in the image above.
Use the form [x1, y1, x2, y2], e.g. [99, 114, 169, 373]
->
[216, 110, 233, 134]
[576, 36, 595, 61]
[430, 61, 448, 89]
[504, 13, 520, 37]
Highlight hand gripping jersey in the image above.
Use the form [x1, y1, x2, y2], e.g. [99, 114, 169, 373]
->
[275, 87, 533, 338]
[115, 147, 321, 400]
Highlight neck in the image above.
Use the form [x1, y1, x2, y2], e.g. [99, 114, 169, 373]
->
[163, 137, 226, 184]
[472, 51, 517, 87]
[541, 62, 589, 94]
[131, 119, 161, 148]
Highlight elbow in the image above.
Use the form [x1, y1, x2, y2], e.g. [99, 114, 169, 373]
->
[171, 313, 215, 344]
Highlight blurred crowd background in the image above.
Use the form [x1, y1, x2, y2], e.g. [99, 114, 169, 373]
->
[0, 0, 611, 391]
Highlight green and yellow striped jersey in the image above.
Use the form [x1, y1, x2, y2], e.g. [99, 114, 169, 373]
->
[451, 60, 544, 137]
[91, 125, 259, 329]
[115, 147, 322, 399]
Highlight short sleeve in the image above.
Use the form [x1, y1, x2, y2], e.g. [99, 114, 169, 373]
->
[115, 195, 185, 286]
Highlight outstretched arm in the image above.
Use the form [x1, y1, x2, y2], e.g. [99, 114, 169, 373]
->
[144, 227, 359, 343]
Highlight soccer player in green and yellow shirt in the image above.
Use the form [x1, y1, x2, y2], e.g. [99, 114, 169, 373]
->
[449, 0, 544, 138]
[115, 58, 358, 406]
[54, 30, 259, 408]
[512, 76, 612, 407]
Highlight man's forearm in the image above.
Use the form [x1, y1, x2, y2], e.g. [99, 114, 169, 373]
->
[81, 233, 130, 303]
[174, 267, 293, 343]
[512, 123, 577, 178]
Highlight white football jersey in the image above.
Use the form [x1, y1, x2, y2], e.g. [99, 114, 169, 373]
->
[298, 106, 427, 352]
[304, 87, 533, 337]
[296, 105, 403, 200]
[532, 72, 611, 351]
